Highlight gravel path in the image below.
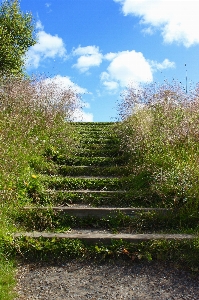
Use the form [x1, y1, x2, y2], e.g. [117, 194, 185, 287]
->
[15, 260, 199, 299]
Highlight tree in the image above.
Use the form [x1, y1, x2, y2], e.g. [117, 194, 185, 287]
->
[0, 0, 36, 75]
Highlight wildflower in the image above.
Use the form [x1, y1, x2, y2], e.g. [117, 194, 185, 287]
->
[31, 174, 37, 179]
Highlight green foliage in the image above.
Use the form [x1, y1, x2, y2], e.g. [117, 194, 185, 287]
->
[0, 75, 81, 298]
[118, 80, 199, 212]
[0, 0, 36, 75]
[41, 175, 125, 191]
[0, 76, 79, 191]
[1, 81, 199, 300]
[9, 237, 199, 271]
[50, 155, 128, 166]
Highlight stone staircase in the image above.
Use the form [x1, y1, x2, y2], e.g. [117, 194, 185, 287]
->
[14, 122, 196, 245]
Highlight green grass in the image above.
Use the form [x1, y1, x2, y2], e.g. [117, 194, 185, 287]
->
[0, 258, 16, 300]
[51, 155, 128, 166]
[13, 208, 199, 234]
[8, 237, 199, 272]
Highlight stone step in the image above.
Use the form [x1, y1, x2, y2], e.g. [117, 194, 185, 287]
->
[43, 177, 126, 191]
[54, 156, 128, 166]
[79, 138, 120, 144]
[39, 189, 131, 206]
[23, 206, 170, 217]
[74, 148, 123, 158]
[14, 231, 197, 244]
[46, 189, 126, 193]
[56, 176, 117, 179]
[71, 122, 115, 126]
[58, 166, 130, 177]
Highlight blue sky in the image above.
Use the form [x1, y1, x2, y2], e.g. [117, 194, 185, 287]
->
[19, 0, 199, 122]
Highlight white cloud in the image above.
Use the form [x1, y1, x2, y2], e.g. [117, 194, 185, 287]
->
[100, 71, 110, 82]
[141, 26, 154, 36]
[101, 50, 153, 90]
[114, 0, 199, 47]
[101, 50, 175, 91]
[73, 46, 103, 72]
[26, 26, 67, 68]
[103, 81, 119, 91]
[104, 52, 118, 61]
[43, 75, 88, 94]
[150, 58, 175, 71]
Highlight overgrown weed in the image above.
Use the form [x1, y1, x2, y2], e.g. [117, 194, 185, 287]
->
[0, 74, 81, 298]
[118, 80, 199, 215]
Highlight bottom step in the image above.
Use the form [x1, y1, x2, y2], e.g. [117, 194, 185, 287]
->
[14, 232, 197, 244]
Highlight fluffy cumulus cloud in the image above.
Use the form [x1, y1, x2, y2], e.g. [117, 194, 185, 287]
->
[114, 0, 199, 47]
[101, 50, 175, 91]
[150, 58, 175, 71]
[101, 50, 153, 90]
[73, 46, 103, 73]
[26, 22, 67, 68]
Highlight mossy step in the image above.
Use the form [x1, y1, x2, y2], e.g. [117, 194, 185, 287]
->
[71, 122, 116, 126]
[76, 129, 115, 135]
[31, 189, 160, 208]
[78, 136, 118, 143]
[76, 130, 117, 136]
[74, 148, 123, 157]
[58, 166, 130, 177]
[76, 143, 121, 151]
[41, 176, 126, 190]
[74, 128, 115, 135]
[32, 189, 128, 206]
[54, 156, 128, 166]
[47, 190, 126, 193]
[23, 206, 170, 217]
[79, 138, 120, 144]
[14, 232, 197, 244]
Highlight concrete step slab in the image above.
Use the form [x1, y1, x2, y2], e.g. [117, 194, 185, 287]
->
[46, 189, 126, 193]
[23, 206, 170, 217]
[14, 231, 197, 244]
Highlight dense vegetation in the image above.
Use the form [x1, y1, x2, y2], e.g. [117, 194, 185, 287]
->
[117, 80, 199, 230]
[1, 78, 199, 299]
[0, 1, 199, 299]
[0, 75, 81, 299]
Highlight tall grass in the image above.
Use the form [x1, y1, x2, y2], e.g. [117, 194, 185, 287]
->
[118, 80, 199, 219]
[0, 75, 81, 299]
[0, 75, 80, 188]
